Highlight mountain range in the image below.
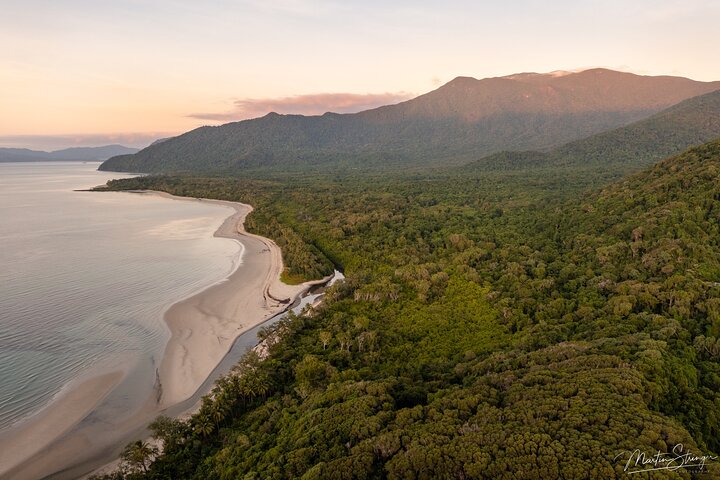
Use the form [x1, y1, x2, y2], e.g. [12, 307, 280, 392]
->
[466, 88, 720, 173]
[1, 145, 139, 163]
[99, 69, 720, 173]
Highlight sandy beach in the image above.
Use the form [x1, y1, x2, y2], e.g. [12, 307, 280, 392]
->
[153, 192, 316, 407]
[0, 372, 123, 479]
[0, 191, 329, 480]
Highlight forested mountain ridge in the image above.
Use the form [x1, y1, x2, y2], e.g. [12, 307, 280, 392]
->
[467, 89, 720, 175]
[96, 138, 720, 478]
[99, 69, 720, 173]
[0, 144, 139, 162]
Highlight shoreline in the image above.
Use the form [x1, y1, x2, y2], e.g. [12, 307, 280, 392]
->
[1, 191, 329, 480]
[0, 372, 123, 479]
[148, 191, 325, 407]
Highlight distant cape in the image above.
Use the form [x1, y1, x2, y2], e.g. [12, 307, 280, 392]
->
[0, 145, 139, 162]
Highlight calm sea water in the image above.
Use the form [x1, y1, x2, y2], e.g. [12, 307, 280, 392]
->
[0, 162, 241, 432]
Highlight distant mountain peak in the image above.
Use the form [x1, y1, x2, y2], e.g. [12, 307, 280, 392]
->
[446, 75, 478, 85]
[100, 69, 720, 173]
[503, 70, 577, 80]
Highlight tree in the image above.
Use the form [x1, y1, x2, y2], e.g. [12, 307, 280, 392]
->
[148, 415, 185, 448]
[294, 355, 336, 398]
[319, 331, 332, 350]
[194, 416, 214, 437]
[120, 440, 157, 474]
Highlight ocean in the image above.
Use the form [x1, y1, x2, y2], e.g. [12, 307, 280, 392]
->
[0, 162, 241, 432]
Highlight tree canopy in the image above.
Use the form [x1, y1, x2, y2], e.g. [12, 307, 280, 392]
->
[94, 138, 720, 478]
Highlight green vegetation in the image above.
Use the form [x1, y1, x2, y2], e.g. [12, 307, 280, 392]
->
[98, 108, 653, 174]
[94, 137, 720, 478]
[466, 89, 720, 178]
[98, 70, 720, 174]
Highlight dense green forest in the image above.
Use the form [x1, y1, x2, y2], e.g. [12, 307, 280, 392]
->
[94, 139, 720, 479]
[465, 89, 720, 175]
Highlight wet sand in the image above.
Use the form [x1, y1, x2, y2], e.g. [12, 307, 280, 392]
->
[0, 372, 123, 480]
[0, 192, 327, 480]
[154, 193, 314, 407]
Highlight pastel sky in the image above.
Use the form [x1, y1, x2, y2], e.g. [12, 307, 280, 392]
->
[2, 0, 720, 150]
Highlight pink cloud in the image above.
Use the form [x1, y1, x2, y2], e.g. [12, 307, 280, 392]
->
[189, 92, 414, 122]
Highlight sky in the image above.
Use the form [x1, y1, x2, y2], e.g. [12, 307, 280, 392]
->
[1, 0, 719, 150]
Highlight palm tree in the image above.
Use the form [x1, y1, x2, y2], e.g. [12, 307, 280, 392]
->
[253, 374, 270, 399]
[212, 376, 230, 397]
[120, 440, 158, 474]
[194, 415, 214, 437]
[211, 404, 225, 430]
[240, 375, 255, 397]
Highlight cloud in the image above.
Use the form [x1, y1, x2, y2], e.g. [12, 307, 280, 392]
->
[189, 92, 414, 122]
[0, 133, 173, 151]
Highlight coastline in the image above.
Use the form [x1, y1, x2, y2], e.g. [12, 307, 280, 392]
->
[0, 372, 123, 479]
[148, 191, 325, 407]
[0, 191, 330, 480]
